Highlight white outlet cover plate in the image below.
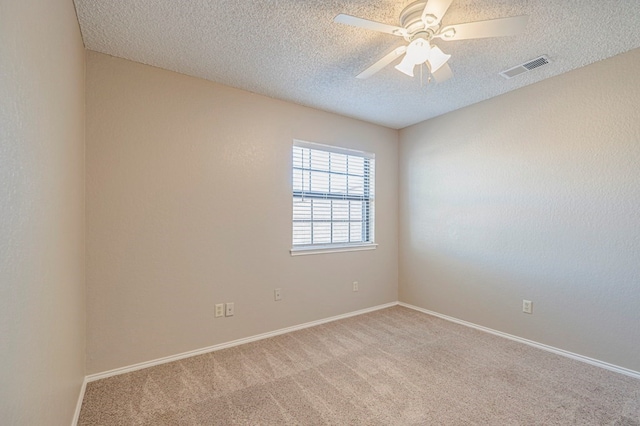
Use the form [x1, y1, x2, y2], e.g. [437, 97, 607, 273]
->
[225, 302, 234, 317]
[215, 303, 224, 318]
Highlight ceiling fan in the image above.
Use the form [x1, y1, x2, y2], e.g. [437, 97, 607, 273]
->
[335, 0, 528, 82]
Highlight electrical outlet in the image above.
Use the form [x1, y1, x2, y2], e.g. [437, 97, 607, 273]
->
[522, 299, 533, 314]
[215, 303, 224, 318]
[274, 288, 282, 301]
[225, 302, 234, 317]
[353, 281, 359, 292]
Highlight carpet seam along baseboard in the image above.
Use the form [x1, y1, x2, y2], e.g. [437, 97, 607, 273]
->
[399, 302, 640, 380]
[78, 304, 640, 425]
[85, 300, 640, 383]
[84, 302, 398, 382]
[75, 299, 640, 425]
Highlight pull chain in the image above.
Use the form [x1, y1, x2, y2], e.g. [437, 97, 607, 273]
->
[420, 64, 432, 89]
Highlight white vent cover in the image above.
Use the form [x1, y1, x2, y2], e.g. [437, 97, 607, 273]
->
[500, 55, 550, 79]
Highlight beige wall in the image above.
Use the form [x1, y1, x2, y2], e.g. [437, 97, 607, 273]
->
[399, 48, 640, 372]
[85, 51, 399, 374]
[0, 0, 86, 424]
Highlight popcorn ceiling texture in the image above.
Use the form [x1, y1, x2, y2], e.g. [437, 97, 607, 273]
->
[73, 0, 640, 129]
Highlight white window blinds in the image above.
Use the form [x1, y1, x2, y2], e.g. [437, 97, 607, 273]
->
[292, 141, 375, 248]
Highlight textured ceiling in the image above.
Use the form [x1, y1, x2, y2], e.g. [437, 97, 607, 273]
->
[74, 0, 640, 129]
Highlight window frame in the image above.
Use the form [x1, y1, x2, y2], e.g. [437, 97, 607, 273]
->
[290, 140, 377, 256]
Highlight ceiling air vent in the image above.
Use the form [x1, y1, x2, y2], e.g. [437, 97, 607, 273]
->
[500, 55, 550, 79]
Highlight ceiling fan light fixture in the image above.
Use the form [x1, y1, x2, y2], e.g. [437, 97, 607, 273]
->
[407, 38, 431, 63]
[335, 2, 530, 82]
[395, 37, 431, 77]
[427, 45, 451, 73]
[395, 56, 416, 77]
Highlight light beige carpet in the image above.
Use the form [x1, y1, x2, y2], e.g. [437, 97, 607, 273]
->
[79, 306, 640, 425]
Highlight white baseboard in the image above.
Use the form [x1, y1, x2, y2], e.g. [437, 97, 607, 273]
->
[71, 377, 88, 426]
[80, 299, 639, 397]
[86, 302, 399, 382]
[398, 302, 640, 380]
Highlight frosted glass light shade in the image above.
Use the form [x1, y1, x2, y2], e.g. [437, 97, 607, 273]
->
[395, 55, 417, 76]
[395, 38, 431, 77]
[427, 45, 451, 73]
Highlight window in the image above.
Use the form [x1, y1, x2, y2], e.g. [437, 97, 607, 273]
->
[291, 140, 375, 254]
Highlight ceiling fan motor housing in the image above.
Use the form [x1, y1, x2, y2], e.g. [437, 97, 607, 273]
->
[334, 0, 529, 81]
[400, 1, 439, 40]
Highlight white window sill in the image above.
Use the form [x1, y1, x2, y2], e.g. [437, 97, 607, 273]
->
[290, 243, 378, 256]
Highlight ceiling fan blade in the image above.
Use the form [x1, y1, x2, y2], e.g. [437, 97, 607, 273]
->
[356, 46, 407, 79]
[438, 15, 528, 41]
[334, 14, 407, 37]
[431, 63, 453, 83]
[421, 0, 454, 27]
